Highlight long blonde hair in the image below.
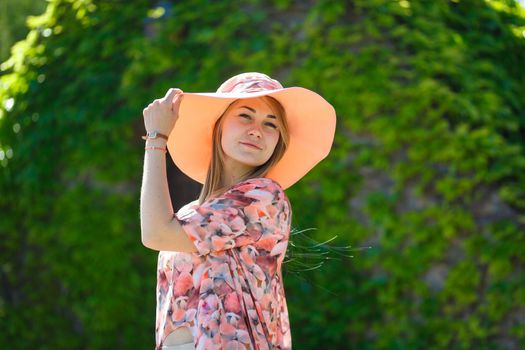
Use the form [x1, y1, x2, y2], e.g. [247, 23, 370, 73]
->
[197, 95, 290, 204]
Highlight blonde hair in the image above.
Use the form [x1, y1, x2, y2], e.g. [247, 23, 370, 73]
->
[197, 95, 290, 204]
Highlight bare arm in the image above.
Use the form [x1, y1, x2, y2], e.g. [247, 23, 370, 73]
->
[140, 138, 198, 253]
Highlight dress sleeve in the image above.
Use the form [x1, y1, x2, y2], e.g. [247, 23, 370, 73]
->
[174, 177, 290, 256]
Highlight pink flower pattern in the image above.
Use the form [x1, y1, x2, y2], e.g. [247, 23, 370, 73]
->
[155, 177, 292, 349]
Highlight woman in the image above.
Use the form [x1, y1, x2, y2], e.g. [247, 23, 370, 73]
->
[140, 72, 336, 350]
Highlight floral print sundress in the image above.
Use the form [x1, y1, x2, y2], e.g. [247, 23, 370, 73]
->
[155, 177, 293, 349]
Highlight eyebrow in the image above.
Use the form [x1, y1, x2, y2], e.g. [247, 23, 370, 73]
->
[239, 106, 277, 119]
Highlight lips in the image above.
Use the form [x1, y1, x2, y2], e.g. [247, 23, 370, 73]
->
[240, 141, 262, 150]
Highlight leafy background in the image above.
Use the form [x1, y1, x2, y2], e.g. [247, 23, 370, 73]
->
[1, 0, 525, 349]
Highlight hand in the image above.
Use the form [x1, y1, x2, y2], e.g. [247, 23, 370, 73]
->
[143, 88, 184, 136]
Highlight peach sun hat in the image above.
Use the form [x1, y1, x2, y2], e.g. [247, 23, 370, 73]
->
[167, 71, 336, 190]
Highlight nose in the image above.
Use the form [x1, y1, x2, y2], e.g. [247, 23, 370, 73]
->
[248, 127, 262, 139]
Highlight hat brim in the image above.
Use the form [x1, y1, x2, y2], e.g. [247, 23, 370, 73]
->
[168, 86, 336, 190]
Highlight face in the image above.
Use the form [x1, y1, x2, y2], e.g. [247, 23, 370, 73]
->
[220, 97, 281, 178]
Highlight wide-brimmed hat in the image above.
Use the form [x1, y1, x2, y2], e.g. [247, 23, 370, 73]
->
[168, 72, 336, 190]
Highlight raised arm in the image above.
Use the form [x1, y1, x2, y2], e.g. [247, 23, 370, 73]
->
[139, 88, 198, 253]
[140, 138, 197, 253]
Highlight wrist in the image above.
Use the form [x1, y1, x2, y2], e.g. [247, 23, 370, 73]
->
[142, 130, 169, 141]
[145, 138, 168, 147]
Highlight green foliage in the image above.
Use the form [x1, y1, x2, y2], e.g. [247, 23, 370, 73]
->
[0, 0, 47, 62]
[1, 0, 525, 349]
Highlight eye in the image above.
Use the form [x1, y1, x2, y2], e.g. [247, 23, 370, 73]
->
[239, 114, 278, 129]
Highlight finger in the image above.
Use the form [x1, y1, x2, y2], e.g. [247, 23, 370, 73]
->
[164, 88, 175, 98]
[164, 88, 182, 101]
[171, 92, 184, 109]
[159, 90, 173, 106]
[169, 89, 183, 101]
[162, 89, 181, 108]
[173, 90, 183, 101]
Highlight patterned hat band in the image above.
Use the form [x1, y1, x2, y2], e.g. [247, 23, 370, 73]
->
[216, 73, 284, 93]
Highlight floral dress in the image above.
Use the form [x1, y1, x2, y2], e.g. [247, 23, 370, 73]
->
[155, 177, 293, 350]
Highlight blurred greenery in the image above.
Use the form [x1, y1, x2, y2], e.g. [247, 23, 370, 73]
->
[0, 0, 47, 62]
[1, 0, 525, 349]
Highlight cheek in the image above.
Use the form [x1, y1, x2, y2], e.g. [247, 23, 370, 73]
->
[269, 131, 280, 146]
[220, 130, 232, 153]
[220, 121, 237, 144]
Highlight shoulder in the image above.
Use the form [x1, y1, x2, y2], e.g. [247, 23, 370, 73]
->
[231, 177, 284, 196]
[230, 177, 291, 208]
[174, 199, 199, 220]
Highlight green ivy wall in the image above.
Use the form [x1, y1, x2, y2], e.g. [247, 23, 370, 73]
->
[1, 0, 524, 349]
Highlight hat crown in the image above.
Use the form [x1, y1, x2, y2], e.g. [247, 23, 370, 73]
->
[216, 72, 284, 94]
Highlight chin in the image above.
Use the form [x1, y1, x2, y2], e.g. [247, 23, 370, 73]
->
[238, 158, 265, 167]
[226, 153, 266, 167]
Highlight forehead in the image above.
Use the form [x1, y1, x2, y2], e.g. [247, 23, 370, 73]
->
[231, 97, 275, 112]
